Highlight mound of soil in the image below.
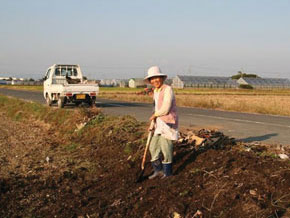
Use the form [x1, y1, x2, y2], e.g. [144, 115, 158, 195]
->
[0, 111, 289, 218]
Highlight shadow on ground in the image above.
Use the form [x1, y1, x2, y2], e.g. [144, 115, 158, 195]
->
[96, 102, 147, 108]
[237, 133, 278, 143]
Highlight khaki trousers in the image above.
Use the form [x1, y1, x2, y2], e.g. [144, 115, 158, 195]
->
[149, 135, 173, 164]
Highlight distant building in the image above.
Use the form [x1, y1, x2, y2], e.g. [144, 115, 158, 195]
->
[34, 80, 43, 85]
[0, 80, 9, 85]
[237, 77, 290, 89]
[0, 76, 42, 85]
[99, 79, 118, 87]
[164, 78, 173, 85]
[10, 79, 42, 85]
[119, 79, 129, 88]
[11, 80, 23, 85]
[128, 78, 146, 88]
[172, 75, 290, 89]
[0, 77, 10, 80]
[100, 79, 110, 87]
[84, 79, 99, 84]
[172, 75, 238, 89]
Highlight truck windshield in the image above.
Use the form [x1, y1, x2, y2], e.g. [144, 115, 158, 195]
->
[54, 67, 78, 77]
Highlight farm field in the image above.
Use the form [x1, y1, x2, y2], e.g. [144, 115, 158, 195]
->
[100, 87, 290, 117]
[0, 85, 43, 92]
[1, 85, 290, 116]
[0, 95, 289, 217]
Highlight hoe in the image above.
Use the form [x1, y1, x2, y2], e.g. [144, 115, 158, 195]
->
[136, 120, 155, 183]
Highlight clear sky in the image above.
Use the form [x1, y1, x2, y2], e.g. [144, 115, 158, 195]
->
[0, 0, 289, 79]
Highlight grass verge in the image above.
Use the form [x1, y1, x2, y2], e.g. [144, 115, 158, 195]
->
[0, 94, 146, 156]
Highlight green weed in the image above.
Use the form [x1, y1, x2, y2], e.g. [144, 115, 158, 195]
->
[260, 152, 278, 158]
[65, 143, 80, 151]
[179, 190, 189, 196]
[124, 142, 133, 154]
[14, 111, 23, 121]
[190, 168, 201, 175]
[88, 113, 106, 125]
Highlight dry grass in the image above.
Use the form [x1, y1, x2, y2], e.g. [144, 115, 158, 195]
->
[100, 92, 290, 117]
[176, 95, 290, 116]
[0, 85, 43, 92]
[0, 94, 145, 157]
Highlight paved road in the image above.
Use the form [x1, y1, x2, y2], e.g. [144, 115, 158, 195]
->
[1, 88, 289, 145]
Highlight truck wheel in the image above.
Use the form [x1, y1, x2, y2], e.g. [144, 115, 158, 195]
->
[89, 99, 96, 107]
[57, 97, 64, 108]
[46, 94, 52, 106]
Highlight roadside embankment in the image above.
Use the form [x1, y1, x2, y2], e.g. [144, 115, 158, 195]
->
[0, 95, 289, 217]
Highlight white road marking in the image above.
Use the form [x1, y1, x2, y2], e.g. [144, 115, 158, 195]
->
[188, 114, 290, 128]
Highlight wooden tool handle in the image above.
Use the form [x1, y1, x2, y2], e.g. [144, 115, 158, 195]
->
[148, 119, 155, 131]
[141, 120, 155, 170]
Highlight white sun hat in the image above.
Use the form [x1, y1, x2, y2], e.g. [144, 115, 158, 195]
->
[144, 66, 167, 83]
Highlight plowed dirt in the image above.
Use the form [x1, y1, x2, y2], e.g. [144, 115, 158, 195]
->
[0, 111, 289, 218]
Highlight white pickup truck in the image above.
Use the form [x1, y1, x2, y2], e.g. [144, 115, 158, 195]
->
[43, 64, 99, 108]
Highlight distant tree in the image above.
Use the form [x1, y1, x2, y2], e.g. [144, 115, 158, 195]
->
[239, 84, 254, 89]
[29, 78, 35, 81]
[231, 71, 259, 80]
[245, 74, 259, 78]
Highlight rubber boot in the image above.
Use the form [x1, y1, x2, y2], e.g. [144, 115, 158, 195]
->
[161, 163, 172, 179]
[148, 159, 163, 179]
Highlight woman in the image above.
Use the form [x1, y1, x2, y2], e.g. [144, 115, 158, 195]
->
[144, 66, 178, 179]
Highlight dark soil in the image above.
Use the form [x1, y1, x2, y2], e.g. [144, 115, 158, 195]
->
[0, 111, 289, 218]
